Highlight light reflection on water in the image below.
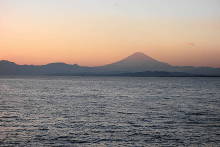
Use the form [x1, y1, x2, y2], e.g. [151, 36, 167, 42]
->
[0, 76, 220, 146]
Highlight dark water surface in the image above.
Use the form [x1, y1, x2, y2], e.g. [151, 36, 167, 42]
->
[0, 76, 220, 146]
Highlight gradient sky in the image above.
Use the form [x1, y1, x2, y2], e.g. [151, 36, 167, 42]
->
[0, 0, 220, 67]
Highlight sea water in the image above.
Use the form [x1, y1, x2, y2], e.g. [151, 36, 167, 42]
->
[0, 76, 220, 146]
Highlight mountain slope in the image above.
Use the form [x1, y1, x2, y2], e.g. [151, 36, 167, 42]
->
[96, 52, 172, 73]
[96, 52, 220, 76]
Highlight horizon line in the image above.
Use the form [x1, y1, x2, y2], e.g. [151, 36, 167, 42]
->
[1, 52, 219, 68]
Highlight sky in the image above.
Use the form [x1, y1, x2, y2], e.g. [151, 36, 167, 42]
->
[0, 0, 220, 67]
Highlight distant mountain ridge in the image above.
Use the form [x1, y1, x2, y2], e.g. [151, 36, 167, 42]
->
[0, 52, 220, 76]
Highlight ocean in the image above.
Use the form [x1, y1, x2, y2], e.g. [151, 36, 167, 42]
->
[0, 76, 220, 146]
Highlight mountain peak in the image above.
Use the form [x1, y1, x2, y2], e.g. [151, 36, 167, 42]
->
[125, 52, 156, 62]
[98, 52, 171, 72]
[131, 52, 146, 56]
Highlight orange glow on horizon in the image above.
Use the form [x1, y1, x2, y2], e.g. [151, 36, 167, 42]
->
[0, 0, 220, 67]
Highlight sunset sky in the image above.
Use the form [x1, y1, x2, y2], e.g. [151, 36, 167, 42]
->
[0, 0, 220, 67]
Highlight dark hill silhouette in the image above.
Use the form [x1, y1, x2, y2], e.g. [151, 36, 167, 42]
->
[117, 71, 197, 77]
[0, 60, 18, 75]
[0, 60, 90, 75]
[0, 53, 220, 76]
